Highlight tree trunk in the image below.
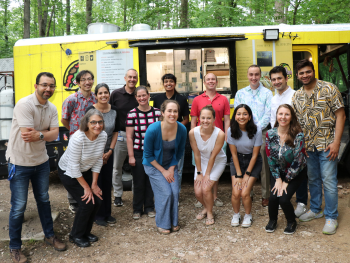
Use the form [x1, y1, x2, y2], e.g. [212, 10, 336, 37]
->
[46, 4, 55, 37]
[23, 0, 31, 38]
[275, 0, 286, 23]
[293, 0, 301, 25]
[3, 0, 9, 49]
[37, 0, 49, 37]
[123, 0, 127, 27]
[179, 0, 188, 28]
[86, 0, 93, 32]
[66, 0, 70, 35]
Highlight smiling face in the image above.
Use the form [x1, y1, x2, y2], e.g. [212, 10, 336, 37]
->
[87, 114, 104, 137]
[78, 73, 94, 92]
[247, 67, 261, 89]
[162, 102, 178, 124]
[235, 107, 251, 129]
[136, 89, 150, 106]
[297, 66, 315, 86]
[35, 75, 55, 100]
[96, 86, 110, 104]
[204, 73, 217, 91]
[270, 72, 288, 92]
[276, 106, 292, 128]
[200, 109, 215, 129]
[163, 78, 176, 92]
[124, 70, 138, 90]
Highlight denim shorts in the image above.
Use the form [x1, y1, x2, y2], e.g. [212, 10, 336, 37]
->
[230, 152, 263, 179]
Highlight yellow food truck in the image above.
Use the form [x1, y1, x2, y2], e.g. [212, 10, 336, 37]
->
[1, 23, 349, 174]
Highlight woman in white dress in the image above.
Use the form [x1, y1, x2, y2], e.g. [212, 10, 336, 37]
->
[189, 105, 226, 225]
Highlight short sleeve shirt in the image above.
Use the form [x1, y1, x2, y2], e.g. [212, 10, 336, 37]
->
[292, 79, 344, 151]
[62, 90, 96, 135]
[126, 107, 161, 151]
[226, 127, 262, 154]
[152, 93, 190, 122]
[6, 93, 59, 166]
[190, 92, 230, 131]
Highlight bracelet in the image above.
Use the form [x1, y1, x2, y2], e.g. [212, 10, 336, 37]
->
[235, 174, 243, 179]
[109, 148, 114, 153]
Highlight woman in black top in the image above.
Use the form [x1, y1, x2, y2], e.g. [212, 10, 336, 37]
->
[152, 74, 190, 193]
[85, 83, 120, 227]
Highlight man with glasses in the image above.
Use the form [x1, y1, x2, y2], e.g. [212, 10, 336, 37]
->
[61, 70, 97, 213]
[6, 72, 66, 262]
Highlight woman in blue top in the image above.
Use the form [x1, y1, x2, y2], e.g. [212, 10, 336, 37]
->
[143, 100, 187, 235]
[227, 104, 262, 228]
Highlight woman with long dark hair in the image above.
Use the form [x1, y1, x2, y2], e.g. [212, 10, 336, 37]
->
[265, 104, 307, 235]
[227, 104, 262, 228]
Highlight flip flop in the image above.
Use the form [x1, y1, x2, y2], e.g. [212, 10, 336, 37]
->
[206, 217, 215, 225]
[196, 213, 207, 220]
[157, 227, 170, 235]
[171, 225, 181, 232]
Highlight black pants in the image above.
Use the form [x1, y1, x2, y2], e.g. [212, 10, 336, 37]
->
[58, 167, 102, 238]
[131, 150, 154, 214]
[95, 153, 113, 220]
[269, 168, 307, 223]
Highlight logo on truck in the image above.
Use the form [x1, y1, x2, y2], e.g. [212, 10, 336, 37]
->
[63, 60, 79, 90]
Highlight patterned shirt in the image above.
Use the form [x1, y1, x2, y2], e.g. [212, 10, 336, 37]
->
[291, 79, 344, 152]
[126, 107, 161, 151]
[265, 128, 306, 182]
[234, 83, 273, 130]
[62, 91, 97, 135]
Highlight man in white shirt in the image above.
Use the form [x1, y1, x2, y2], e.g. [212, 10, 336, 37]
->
[269, 66, 308, 218]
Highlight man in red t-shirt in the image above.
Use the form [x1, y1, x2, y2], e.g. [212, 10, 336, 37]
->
[190, 73, 231, 207]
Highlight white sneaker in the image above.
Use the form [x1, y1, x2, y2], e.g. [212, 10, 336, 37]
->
[231, 213, 241, 227]
[242, 214, 253, 228]
[294, 202, 307, 217]
[322, 219, 338, 235]
[194, 200, 203, 208]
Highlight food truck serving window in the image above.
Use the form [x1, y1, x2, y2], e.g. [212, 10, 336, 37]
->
[146, 47, 230, 93]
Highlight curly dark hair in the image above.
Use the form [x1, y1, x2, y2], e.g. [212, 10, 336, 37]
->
[230, 104, 257, 140]
[274, 104, 302, 148]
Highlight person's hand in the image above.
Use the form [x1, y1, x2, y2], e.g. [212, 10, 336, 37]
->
[203, 174, 213, 188]
[325, 141, 340, 161]
[81, 186, 95, 204]
[91, 184, 103, 200]
[195, 173, 203, 187]
[280, 181, 288, 196]
[162, 169, 175, 183]
[103, 151, 112, 164]
[242, 174, 250, 189]
[271, 178, 283, 196]
[233, 177, 243, 190]
[129, 156, 136, 166]
[21, 127, 40, 142]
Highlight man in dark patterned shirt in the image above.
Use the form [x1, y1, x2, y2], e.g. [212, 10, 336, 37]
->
[292, 59, 346, 235]
[61, 70, 97, 212]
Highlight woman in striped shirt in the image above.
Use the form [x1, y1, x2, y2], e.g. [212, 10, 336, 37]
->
[58, 109, 107, 247]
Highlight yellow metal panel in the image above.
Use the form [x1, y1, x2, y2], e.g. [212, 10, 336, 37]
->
[292, 31, 350, 45]
[292, 45, 319, 79]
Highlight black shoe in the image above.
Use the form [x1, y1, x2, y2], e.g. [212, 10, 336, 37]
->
[69, 203, 79, 213]
[265, 220, 277, 233]
[284, 221, 297, 235]
[106, 216, 116, 224]
[114, 197, 123, 207]
[85, 233, 98, 242]
[95, 219, 108, 227]
[69, 234, 90, 247]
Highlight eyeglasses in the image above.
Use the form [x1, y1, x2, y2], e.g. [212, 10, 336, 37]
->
[38, 83, 56, 90]
[89, 120, 104, 126]
[80, 78, 94, 82]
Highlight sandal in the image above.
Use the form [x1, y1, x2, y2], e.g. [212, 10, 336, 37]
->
[196, 213, 207, 220]
[171, 225, 181, 232]
[157, 227, 170, 235]
[206, 217, 215, 225]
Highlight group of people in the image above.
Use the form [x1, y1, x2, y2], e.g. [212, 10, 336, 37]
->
[5, 58, 345, 262]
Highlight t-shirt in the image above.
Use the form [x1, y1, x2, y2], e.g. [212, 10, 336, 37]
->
[125, 107, 161, 151]
[152, 92, 190, 122]
[226, 127, 262, 154]
[6, 92, 59, 166]
[190, 91, 230, 131]
[85, 105, 120, 153]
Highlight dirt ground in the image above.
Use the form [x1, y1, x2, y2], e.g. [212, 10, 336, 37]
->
[0, 172, 350, 263]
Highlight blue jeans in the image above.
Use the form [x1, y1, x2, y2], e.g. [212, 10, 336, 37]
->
[144, 165, 179, 229]
[307, 148, 338, 219]
[177, 151, 185, 192]
[8, 161, 54, 249]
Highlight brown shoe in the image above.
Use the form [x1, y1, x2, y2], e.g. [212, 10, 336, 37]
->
[45, 235, 67, 251]
[262, 198, 269, 207]
[10, 249, 27, 263]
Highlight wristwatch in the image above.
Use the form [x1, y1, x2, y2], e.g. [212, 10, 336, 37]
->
[39, 132, 44, 140]
[197, 171, 202, 175]
[109, 148, 114, 153]
[235, 174, 243, 179]
[246, 171, 251, 176]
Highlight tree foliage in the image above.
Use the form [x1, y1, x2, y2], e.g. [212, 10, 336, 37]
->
[0, 0, 350, 58]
